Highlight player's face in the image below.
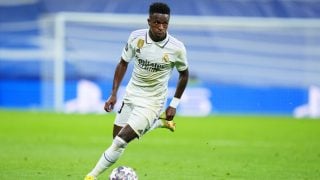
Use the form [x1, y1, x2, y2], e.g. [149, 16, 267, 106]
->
[148, 13, 170, 41]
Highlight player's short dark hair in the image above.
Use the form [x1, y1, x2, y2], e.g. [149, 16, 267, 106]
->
[149, 2, 170, 15]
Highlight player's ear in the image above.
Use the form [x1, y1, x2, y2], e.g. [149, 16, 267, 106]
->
[147, 18, 151, 26]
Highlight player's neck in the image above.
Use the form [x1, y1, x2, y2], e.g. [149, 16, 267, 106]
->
[149, 30, 166, 42]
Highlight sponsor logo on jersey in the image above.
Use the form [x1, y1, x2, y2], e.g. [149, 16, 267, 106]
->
[137, 58, 170, 72]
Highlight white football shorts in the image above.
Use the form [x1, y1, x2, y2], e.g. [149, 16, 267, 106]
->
[114, 102, 161, 137]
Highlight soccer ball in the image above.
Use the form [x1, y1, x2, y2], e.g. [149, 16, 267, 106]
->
[109, 166, 138, 180]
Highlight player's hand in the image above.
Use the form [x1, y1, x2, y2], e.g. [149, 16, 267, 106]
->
[165, 106, 176, 121]
[104, 95, 117, 112]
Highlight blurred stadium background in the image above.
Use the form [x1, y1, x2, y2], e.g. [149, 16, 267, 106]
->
[1, 0, 320, 118]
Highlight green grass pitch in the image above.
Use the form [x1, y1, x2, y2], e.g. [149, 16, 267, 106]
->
[0, 110, 319, 180]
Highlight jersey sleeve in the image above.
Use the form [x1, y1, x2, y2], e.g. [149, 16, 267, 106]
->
[121, 32, 136, 62]
[175, 45, 188, 71]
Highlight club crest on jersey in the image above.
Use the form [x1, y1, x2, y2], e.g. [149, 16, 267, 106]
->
[136, 39, 144, 53]
[162, 54, 169, 63]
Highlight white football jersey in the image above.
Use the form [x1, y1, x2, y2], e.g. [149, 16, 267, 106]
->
[121, 29, 188, 108]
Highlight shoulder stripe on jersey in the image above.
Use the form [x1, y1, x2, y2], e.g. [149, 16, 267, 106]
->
[168, 40, 184, 50]
[131, 29, 147, 39]
[168, 36, 183, 47]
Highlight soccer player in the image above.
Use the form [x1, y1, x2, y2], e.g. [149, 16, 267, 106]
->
[85, 2, 189, 179]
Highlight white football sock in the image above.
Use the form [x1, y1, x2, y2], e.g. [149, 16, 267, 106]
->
[87, 136, 127, 177]
[149, 119, 164, 131]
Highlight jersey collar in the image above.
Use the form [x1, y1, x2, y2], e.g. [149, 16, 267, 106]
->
[146, 30, 170, 48]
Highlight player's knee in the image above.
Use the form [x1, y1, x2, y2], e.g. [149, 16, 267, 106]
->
[117, 124, 139, 142]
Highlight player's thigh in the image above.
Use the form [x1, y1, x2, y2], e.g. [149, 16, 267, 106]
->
[113, 124, 123, 138]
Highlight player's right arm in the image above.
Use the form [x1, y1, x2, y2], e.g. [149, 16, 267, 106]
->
[105, 30, 138, 112]
[104, 58, 128, 112]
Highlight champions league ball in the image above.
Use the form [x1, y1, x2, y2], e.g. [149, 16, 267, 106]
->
[109, 166, 138, 180]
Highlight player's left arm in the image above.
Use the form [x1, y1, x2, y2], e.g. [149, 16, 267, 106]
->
[165, 68, 189, 120]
